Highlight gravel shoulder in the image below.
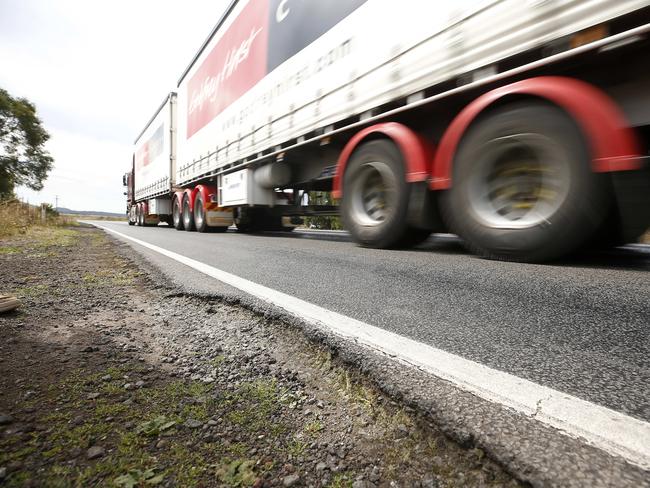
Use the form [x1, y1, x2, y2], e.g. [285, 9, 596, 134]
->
[0, 225, 522, 487]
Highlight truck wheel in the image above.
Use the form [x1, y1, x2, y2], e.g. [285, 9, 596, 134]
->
[182, 194, 195, 232]
[341, 140, 410, 248]
[441, 102, 610, 262]
[235, 207, 259, 232]
[137, 204, 144, 226]
[194, 193, 209, 233]
[172, 197, 184, 231]
[399, 227, 431, 248]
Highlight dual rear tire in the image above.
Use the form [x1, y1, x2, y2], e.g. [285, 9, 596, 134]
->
[341, 140, 431, 249]
[193, 193, 228, 233]
[173, 197, 184, 231]
[341, 103, 612, 262]
[440, 102, 610, 262]
[136, 204, 145, 227]
[173, 193, 228, 233]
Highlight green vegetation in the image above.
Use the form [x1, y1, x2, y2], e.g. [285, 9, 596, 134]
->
[0, 363, 304, 487]
[215, 459, 257, 486]
[302, 191, 343, 230]
[0, 200, 79, 238]
[0, 87, 53, 199]
[304, 420, 324, 435]
[0, 245, 21, 254]
[328, 473, 354, 488]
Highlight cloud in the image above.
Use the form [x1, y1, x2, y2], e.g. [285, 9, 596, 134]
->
[2, 0, 228, 212]
[16, 128, 132, 213]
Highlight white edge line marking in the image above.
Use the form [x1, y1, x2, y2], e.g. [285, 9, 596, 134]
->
[92, 222, 650, 470]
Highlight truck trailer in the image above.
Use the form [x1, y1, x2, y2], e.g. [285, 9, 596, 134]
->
[123, 0, 650, 262]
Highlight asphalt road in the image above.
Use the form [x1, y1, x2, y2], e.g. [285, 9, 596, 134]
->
[95, 221, 650, 423]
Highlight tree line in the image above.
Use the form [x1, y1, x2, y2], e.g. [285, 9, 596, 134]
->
[0, 87, 53, 199]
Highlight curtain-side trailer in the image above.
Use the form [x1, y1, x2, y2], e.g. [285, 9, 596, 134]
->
[124, 0, 650, 262]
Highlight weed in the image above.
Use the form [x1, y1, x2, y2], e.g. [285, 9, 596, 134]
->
[13, 284, 49, 299]
[113, 468, 165, 486]
[287, 439, 308, 457]
[42, 445, 63, 459]
[224, 379, 288, 434]
[135, 416, 177, 437]
[0, 246, 21, 255]
[305, 420, 324, 436]
[27, 227, 79, 248]
[210, 354, 226, 368]
[329, 473, 354, 488]
[227, 442, 249, 457]
[215, 459, 257, 487]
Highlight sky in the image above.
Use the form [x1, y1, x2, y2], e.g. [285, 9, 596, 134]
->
[0, 0, 228, 213]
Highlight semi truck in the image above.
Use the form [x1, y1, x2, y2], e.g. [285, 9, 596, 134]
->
[123, 0, 650, 262]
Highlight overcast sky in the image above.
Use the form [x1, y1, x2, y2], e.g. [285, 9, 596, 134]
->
[0, 0, 228, 213]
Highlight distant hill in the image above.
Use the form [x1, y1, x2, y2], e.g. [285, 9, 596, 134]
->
[57, 207, 124, 218]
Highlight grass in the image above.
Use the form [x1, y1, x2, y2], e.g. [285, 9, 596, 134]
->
[329, 473, 354, 488]
[224, 379, 289, 435]
[27, 226, 79, 248]
[287, 439, 308, 457]
[304, 420, 324, 436]
[82, 268, 141, 287]
[0, 245, 21, 254]
[0, 199, 80, 238]
[13, 284, 50, 299]
[0, 368, 226, 487]
[314, 351, 380, 417]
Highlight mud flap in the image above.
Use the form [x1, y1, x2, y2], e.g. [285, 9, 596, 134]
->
[611, 158, 650, 243]
[407, 182, 443, 231]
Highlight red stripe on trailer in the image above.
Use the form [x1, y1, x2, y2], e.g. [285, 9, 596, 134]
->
[332, 122, 434, 199]
[186, 0, 269, 138]
[135, 141, 149, 170]
[431, 76, 642, 190]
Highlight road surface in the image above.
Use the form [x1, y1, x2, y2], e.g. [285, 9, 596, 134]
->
[92, 222, 650, 420]
[89, 220, 650, 481]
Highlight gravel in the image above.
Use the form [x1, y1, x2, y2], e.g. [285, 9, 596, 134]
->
[0, 225, 525, 487]
[86, 446, 106, 460]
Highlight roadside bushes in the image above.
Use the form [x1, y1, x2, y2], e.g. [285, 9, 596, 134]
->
[0, 198, 76, 238]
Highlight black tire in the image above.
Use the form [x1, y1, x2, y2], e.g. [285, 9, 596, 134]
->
[441, 102, 610, 262]
[193, 194, 228, 233]
[275, 225, 295, 233]
[341, 140, 411, 248]
[172, 197, 184, 230]
[235, 208, 290, 232]
[182, 195, 195, 232]
[194, 193, 208, 233]
[235, 207, 261, 232]
[137, 204, 144, 227]
[398, 227, 431, 248]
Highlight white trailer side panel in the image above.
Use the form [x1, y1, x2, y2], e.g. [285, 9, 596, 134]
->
[176, 0, 650, 187]
[134, 93, 176, 201]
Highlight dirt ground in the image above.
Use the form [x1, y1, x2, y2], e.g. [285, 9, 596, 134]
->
[0, 225, 523, 487]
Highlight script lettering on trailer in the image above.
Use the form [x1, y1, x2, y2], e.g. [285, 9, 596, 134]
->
[186, 0, 367, 139]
